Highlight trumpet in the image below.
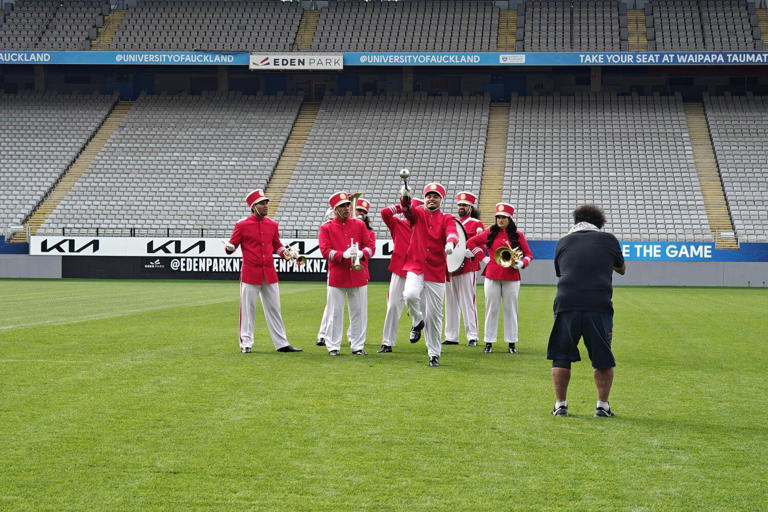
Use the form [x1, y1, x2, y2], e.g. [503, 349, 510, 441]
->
[493, 242, 524, 269]
[283, 246, 306, 266]
[351, 239, 363, 271]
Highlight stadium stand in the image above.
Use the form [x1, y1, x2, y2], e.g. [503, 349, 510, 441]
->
[0, 0, 57, 50]
[503, 93, 713, 242]
[275, 93, 491, 238]
[520, 0, 624, 51]
[38, 0, 106, 50]
[110, 0, 302, 51]
[0, 91, 116, 230]
[310, 0, 499, 52]
[41, 92, 302, 235]
[647, 0, 759, 51]
[704, 94, 768, 243]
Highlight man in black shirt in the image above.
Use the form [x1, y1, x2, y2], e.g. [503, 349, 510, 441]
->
[547, 205, 626, 418]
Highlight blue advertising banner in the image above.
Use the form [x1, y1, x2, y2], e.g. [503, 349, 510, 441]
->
[0, 50, 249, 66]
[3, 50, 768, 67]
[345, 51, 768, 67]
[527, 241, 768, 262]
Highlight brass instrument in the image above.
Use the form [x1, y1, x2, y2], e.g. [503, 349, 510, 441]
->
[284, 246, 306, 266]
[350, 238, 363, 271]
[493, 241, 524, 268]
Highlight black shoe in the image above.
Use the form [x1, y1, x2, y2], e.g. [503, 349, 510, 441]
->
[277, 345, 302, 353]
[552, 404, 568, 417]
[328, 350, 340, 356]
[352, 350, 368, 356]
[467, 339, 478, 347]
[483, 343, 493, 353]
[508, 343, 518, 354]
[377, 345, 392, 353]
[241, 346, 252, 353]
[594, 406, 615, 417]
[442, 340, 459, 345]
[409, 320, 424, 343]
[428, 356, 440, 367]
[315, 339, 326, 346]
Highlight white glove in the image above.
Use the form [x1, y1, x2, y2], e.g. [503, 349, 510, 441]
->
[464, 249, 473, 259]
[445, 241, 455, 255]
[399, 185, 412, 198]
[224, 242, 235, 253]
[513, 259, 524, 270]
[356, 248, 365, 259]
[343, 246, 355, 259]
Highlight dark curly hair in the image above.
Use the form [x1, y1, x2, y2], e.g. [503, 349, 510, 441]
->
[487, 218, 519, 250]
[573, 204, 606, 229]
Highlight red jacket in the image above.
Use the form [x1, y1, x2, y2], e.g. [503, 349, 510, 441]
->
[228, 214, 287, 285]
[467, 228, 533, 281]
[319, 217, 374, 288]
[380, 205, 412, 278]
[394, 203, 459, 283]
[450, 215, 485, 278]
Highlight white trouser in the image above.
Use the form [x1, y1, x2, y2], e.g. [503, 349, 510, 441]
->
[483, 278, 520, 344]
[326, 285, 367, 352]
[444, 271, 479, 342]
[239, 282, 289, 350]
[381, 273, 406, 346]
[403, 272, 445, 358]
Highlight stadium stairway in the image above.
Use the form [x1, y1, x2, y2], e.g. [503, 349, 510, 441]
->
[478, 102, 511, 228]
[292, 9, 319, 52]
[497, 10, 518, 51]
[12, 101, 132, 242]
[91, 9, 126, 50]
[264, 101, 320, 213]
[684, 102, 739, 249]
[627, 9, 648, 51]
[758, 9, 768, 49]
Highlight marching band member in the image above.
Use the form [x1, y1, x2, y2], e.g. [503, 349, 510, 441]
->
[345, 197, 375, 347]
[444, 191, 484, 347]
[318, 192, 375, 356]
[378, 197, 424, 353]
[392, 183, 459, 367]
[225, 189, 302, 354]
[316, 208, 335, 347]
[467, 203, 533, 354]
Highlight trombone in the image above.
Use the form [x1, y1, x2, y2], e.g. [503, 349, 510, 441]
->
[493, 241, 524, 269]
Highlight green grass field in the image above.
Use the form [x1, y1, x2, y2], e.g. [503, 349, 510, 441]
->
[1, 279, 766, 511]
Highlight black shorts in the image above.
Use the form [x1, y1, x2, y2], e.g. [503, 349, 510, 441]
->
[547, 311, 616, 369]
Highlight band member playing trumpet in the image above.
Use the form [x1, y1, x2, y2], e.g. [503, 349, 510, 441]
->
[225, 189, 303, 354]
[444, 191, 484, 347]
[318, 192, 375, 356]
[466, 203, 533, 354]
[391, 183, 459, 367]
[378, 197, 425, 352]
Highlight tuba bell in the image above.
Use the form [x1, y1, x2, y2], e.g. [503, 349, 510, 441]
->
[493, 242, 524, 268]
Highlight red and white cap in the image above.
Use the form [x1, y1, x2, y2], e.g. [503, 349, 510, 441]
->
[329, 191, 352, 210]
[355, 198, 370, 213]
[423, 183, 446, 199]
[411, 198, 425, 208]
[246, 189, 268, 208]
[456, 191, 477, 206]
[495, 202, 515, 218]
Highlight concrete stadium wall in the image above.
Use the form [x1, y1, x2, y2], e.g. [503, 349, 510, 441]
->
[0, 255, 61, 278]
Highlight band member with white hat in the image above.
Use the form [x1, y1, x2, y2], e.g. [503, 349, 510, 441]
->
[390, 183, 459, 367]
[318, 192, 375, 356]
[225, 189, 302, 354]
[378, 197, 424, 352]
[467, 202, 533, 354]
[444, 191, 484, 347]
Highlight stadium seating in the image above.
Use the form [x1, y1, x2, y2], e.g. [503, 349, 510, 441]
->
[647, 0, 758, 51]
[502, 93, 713, 242]
[41, 92, 302, 235]
[0, 91, 116, 230]
[520, 0, 623, 51]
[110, 0, 302, 51]
[38, 0, 106, 50]
[704, 94, 768, 243]
[275, 93, 490, 238]
[0, 0, 57, 50]
[311, 0, 499, 52]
